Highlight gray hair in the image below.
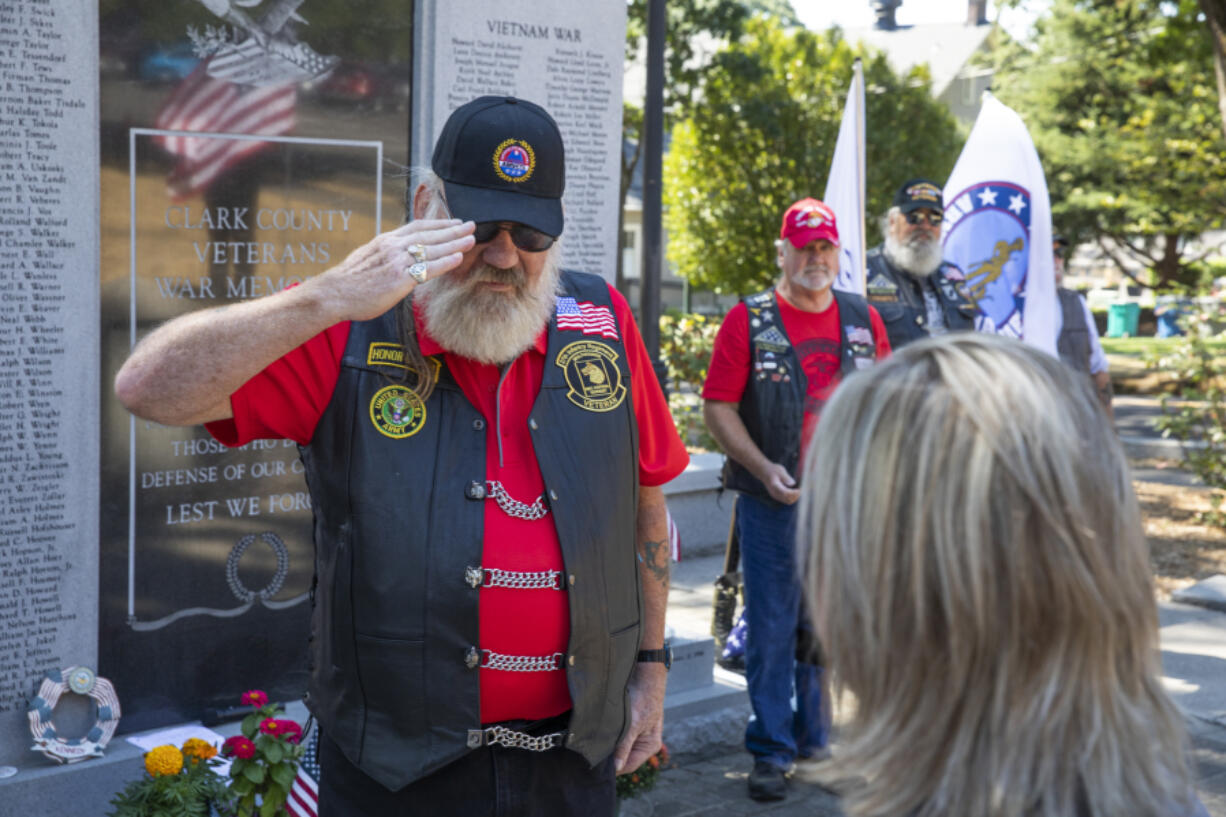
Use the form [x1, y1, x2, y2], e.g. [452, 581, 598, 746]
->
[798, 333, 1192, 817]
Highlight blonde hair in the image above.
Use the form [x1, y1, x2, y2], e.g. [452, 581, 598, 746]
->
[798, 333, 1192, 817]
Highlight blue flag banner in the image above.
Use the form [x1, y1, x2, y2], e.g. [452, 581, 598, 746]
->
[942, 93, 1058, 356]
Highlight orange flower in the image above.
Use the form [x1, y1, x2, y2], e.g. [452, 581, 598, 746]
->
[648, 756, 659, 768]
[144, 745, 183, 777]
[181, 737, 217, 764]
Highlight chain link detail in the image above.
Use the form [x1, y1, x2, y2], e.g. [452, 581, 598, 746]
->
[481, 650, 564, 672]
[486, 480, 549, 520]
[467, 566, 564, 590]
[482, 725, 567, 752]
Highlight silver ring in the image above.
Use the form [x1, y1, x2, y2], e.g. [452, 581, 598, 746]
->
[408, 243, 427, 264]
[408, 262, 428, 284]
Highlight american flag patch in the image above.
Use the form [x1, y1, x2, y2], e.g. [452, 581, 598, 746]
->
[555, 297, 619, 340]
[845, 326, 874, 346]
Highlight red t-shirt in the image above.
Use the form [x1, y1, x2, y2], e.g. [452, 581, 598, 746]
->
[701, 291, 891, 464]
[206, 284, 688, 724]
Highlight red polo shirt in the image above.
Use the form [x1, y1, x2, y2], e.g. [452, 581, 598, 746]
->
[206, 284, 688, 723]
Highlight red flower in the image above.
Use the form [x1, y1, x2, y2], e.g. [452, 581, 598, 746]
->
[221, 735, 256, 760]
[275, 719, 303, 743]
[259, 717, 280, 736]
[241, 690, 268, 708]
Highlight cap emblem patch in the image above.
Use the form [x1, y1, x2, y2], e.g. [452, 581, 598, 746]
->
[493, 138, 535, 183]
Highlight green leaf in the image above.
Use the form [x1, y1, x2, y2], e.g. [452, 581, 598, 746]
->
[242, 764, 266, 785]
[263, 741, 284, 765]
[270, 761, 296, 789]
[241, 713, 259, 737]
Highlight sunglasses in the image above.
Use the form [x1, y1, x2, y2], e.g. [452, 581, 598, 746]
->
[905, 211, 943, 226]
[472, 221, 556, 252]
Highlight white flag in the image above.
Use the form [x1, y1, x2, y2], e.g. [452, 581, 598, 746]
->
[941, 93, 1058, 356]
[825, 59, 867, 296]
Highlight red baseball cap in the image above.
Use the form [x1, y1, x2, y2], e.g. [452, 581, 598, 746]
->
[780, 198, 839, 249]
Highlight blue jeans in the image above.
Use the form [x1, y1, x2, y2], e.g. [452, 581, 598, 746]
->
[737, 493, 828, 769]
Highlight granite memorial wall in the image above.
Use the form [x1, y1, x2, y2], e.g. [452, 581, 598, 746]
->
[0, 0, 627, 774]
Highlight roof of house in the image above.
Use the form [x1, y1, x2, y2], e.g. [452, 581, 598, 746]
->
[838, 22, 993, 96]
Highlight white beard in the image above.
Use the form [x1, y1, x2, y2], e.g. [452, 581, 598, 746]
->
[884, 230, 944, 278]
[417, 252, 561, 365]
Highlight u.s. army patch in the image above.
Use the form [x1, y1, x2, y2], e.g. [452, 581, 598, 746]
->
[556, 341, 627, 412]
[370, 385, 426, 439]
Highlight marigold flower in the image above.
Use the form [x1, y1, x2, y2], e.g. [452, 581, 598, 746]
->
[648, 755, 659, 768]
[181, 737, 217, 763]
[241, 689, 269, 708]
[222, 735, 256, 760]
[145, 745, 183, 777]
[631, 774, 640, 783]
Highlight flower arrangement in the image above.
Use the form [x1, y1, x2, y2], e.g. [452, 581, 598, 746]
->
[108, 739, 225, 817]
[615, 744, 670, 800]
[216, 690, 307, 817]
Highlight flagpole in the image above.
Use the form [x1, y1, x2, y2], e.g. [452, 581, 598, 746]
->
[853, 58, 866, 297]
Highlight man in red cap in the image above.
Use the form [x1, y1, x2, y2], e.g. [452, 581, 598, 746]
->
[702, 198, 890, 801]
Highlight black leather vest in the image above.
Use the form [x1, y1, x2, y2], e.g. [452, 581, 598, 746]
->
[721, 288, 875, 505]
[1056, 287, 1092, 374]
[299, 270, 641, 790]
[865, 246, 977, 349]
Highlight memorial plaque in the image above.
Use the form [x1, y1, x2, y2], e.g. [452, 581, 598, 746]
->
[415, 0, 627, 280]
[97, 0, 412, 732]
[0, 0, 100, 770]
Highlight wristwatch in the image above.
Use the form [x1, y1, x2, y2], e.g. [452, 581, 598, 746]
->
[636, 645, 672, 670]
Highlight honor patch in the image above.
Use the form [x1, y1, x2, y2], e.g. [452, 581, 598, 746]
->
[370, 385, 426, 439]
[367, 342, 407, 368]
[556, 341, 627, 412]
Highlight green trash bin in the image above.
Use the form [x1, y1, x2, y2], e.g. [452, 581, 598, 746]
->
[1106, 302, 1140, 337]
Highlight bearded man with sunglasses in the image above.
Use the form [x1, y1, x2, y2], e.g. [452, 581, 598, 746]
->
[114, 96, 688, 816]
[865, 179, 978, 348]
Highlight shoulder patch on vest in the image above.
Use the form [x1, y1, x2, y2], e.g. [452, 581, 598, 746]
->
[845, 325, 873, 347]
[370, 384, 427, 439]
[556, 341, 627, 412]
[751, 326, 789, 352]
[365, 343, 443, 379]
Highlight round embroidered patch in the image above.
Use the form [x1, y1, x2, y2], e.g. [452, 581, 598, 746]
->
[555, 341, 627, 413]
[370, 385, 427, 439]
[493, 138, 535, 183]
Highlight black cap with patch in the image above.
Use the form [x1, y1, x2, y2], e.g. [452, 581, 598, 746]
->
[893, 178, 944, 213]
[431, 96, 565, 238]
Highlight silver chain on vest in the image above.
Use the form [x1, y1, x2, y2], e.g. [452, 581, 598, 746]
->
[480, 725, 567, 752]
[466, 566, 565, 590]
[486, 480, 549, 520]
[481, 650, 564, 672]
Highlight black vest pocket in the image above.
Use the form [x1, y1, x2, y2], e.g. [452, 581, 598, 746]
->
[355, 634, 426, 751]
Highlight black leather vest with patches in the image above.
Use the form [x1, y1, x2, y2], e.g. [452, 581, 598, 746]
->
[865, 246, 977, 349]
[300, 270, 640, 790]
[721, 288, 875, 506]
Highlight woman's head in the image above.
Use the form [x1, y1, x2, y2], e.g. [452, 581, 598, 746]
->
[798, 332, 1189, 817]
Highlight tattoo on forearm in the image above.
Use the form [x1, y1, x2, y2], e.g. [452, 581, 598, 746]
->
[641, 539, 669, 584]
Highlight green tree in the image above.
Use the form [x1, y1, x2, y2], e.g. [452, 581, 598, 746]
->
[662, 17, 963, 294]
[992, 0, 1226, 290]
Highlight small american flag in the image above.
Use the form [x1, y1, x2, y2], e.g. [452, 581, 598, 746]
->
[286, 726, 320, 817]
[555, 297, 619, 341]
[667, 510, 681, 562]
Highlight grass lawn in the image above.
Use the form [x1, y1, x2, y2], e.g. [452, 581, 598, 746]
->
[1102, 336, 1226, 358]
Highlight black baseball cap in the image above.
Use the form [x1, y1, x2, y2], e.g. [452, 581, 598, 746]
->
[431, 96, 565, 238]
[893, 178, 944, 213]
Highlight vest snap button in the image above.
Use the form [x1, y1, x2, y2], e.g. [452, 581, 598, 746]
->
[465, 646, 480, 669]
[473, 418, 485, 431]
[529, 418, 539, 430]
[467, 481, 486, 500]
[568, 655, 576, 667]
[548, 489, 559, 502]
[568, 574, 576, 586]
